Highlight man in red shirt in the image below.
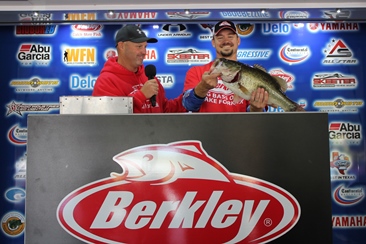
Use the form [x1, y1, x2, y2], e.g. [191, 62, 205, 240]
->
[182, 21, 268, 112]
[92, 24, 187, 113]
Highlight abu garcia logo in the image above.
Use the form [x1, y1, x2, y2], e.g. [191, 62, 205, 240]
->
[17, 43, 51, 65]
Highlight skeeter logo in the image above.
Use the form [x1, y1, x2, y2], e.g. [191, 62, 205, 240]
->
[57, 141, 300, 244]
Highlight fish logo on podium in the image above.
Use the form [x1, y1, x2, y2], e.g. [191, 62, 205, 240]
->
[57, 141, 300, 243]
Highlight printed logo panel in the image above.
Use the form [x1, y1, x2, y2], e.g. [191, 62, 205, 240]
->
[57, 141, 300, 244]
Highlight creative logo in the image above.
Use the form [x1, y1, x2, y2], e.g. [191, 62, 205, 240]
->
[62, 46, 97, 66]
[10, 77, 60, 93]
[6, 101, 60, 117]
[322, 39, 358, 64]
[105, 12, 157, 20]
[71, 24, 103, 38]
[57, 141, 300, 244]
[158, 24, 192, 38]
[269, 69, 295, 90]
[313, 97, 363, 113]
[237, 49, 272, 60]
[166, 48, 211, 64]
[14, 153, 27, 180]
[312, 72, 357, 89]
[279, 43, 310, 64]
[329, 122, 362, 145]
[1, 212, 25, 237]
[17, 43, 51, 66]
[5, 188, 26, 203]
[307, 23, 359, 32]
[167, 11, 209, 19]
[278, 11, 309, 19]
[7, 124, 27, 145]
[333, 184, 364, 206]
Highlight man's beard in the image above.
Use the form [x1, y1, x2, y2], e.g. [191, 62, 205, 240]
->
[220, 49, 234, 57]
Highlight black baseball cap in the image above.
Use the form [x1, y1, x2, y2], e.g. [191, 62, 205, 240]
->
[115, 24, 158, 45]
[213, 20, 237, 36]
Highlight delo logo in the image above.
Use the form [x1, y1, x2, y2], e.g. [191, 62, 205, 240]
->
[70, 74, 97, 90]
[57, 141, 300, 243]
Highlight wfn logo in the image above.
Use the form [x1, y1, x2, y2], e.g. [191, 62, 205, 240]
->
[57, 141, 300, 243]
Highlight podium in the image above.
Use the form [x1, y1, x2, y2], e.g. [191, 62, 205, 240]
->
[26, 113, 332, 243]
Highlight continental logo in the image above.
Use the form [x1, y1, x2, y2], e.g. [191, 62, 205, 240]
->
[279, 43, 310, 64]
[64, 13, 97, 21]
[278, 11, 309, 19]
[10, 77, 60, 93]
[17, 43, 51, 66]
[313, 98, 363, 113]
[15, 25, 57, 36]
[62, 46, 97, 66]
[333, 184, 364, 206]
[7, 124, 27, 145]
[1, 212, 25, 237]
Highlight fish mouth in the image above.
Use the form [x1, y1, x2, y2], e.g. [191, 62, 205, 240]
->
[212, 58, 241, 83]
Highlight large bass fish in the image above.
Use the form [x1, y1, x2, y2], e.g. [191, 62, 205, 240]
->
[211, 58, 305, 112]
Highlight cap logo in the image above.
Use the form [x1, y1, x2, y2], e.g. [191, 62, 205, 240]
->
[136, 28, 142, 35]
[219, 21, 232, 27]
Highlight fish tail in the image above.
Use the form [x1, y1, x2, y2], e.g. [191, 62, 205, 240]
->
[293, 104, 306, 112]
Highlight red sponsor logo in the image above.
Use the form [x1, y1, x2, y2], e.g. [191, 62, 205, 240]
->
[72, 24, 102, 31]
[330, 123, 341, 131]
[57, 141, 300, 243]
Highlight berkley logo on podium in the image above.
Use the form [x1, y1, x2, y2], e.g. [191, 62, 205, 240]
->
[57, 141, 300, 244]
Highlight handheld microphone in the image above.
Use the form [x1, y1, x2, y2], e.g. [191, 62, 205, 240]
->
[144, 64, 157, 107]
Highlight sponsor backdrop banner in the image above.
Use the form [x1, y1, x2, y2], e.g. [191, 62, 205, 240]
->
[0, 17, 365, 244]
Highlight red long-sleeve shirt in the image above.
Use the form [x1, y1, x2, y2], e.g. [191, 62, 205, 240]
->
[184, 61, 250, 112]
[92, 57, 187, 113]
